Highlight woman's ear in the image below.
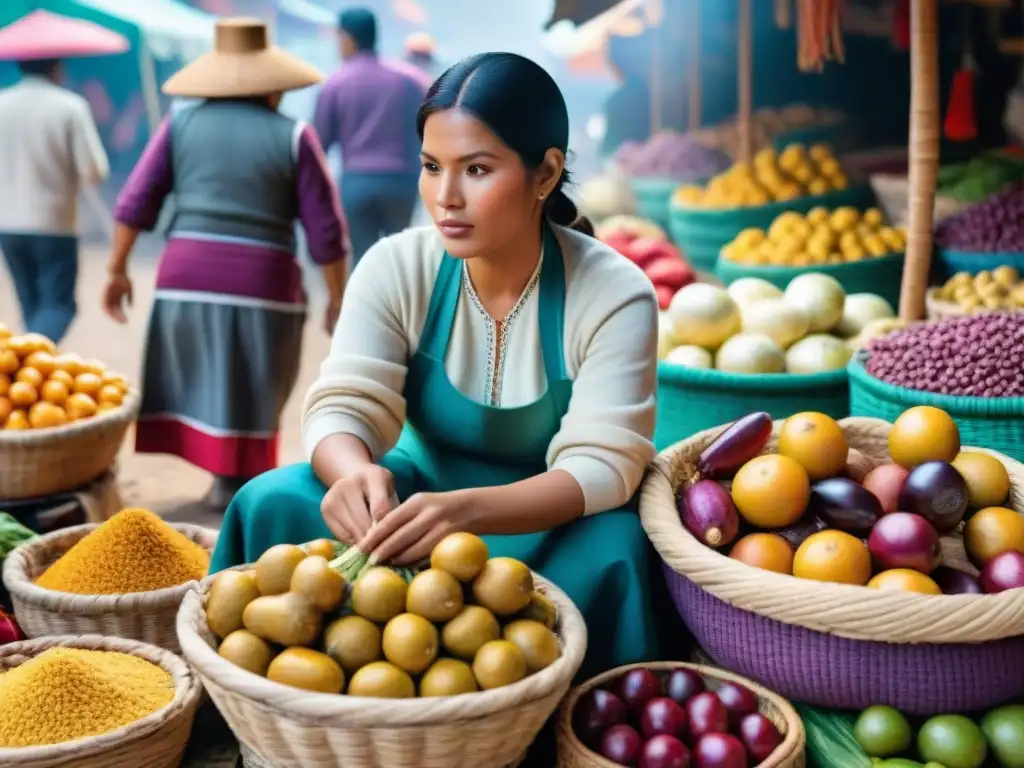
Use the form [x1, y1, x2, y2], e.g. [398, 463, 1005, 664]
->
[537, 148, 566, 199]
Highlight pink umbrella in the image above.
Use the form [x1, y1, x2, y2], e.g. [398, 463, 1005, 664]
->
[0, 10, 130, 61]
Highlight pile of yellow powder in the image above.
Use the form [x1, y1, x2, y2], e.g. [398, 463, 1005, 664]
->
[0, 647, 174, 747]
[35, 508, 209, 595]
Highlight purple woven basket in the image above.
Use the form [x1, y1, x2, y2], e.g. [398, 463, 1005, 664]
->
[665, 565, 1024, 715]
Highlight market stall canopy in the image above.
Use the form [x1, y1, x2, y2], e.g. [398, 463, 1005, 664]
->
[0, 9, 129, 60]
[547, 0, 624, 27]
[62, 0, 215, 60]
[279, 0, 335, 26]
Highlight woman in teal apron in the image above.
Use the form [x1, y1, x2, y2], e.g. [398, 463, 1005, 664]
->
[211, 52, 662, 680]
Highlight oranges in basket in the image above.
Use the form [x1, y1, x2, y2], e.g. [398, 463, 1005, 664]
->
[0, 324, 130, 431]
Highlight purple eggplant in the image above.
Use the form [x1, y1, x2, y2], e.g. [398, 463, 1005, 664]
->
[931, 566, 983, 595]
[898, 461, 969, 534]
[808, 477, 883, 533]
[679, 479, 740, 548]
[777, 515, 829, 549]
[698, 412, 772, 479]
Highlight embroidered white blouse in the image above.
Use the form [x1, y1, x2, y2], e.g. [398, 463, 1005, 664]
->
[303, 224, 659, 515]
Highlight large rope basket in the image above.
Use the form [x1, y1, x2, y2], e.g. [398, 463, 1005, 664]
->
[0, 390, 140, 500]
[176, 569, 588, 768]
[556, 661, 805, 768]
[640, 416, 1024, 715]
[2, 522, 218, 653]
[0, 634, 202, 768]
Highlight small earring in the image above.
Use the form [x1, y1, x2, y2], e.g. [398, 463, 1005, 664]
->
[539, 192, 546, 200]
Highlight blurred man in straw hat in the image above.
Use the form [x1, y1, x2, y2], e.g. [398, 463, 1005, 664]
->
[403, 31, 439, 81]
[102, 17, 350, 511]
[314, 7, 427, 270]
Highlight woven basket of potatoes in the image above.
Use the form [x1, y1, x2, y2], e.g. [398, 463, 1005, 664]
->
[927, 267, 1024, 320]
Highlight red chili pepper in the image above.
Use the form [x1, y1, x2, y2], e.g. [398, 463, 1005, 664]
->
[0, 609, 24, 645]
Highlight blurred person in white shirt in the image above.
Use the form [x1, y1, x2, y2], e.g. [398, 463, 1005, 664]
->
[0, 57, 109, 343]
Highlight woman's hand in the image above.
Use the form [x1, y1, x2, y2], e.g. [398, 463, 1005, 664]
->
[358, 490, 474, 566]
[324, 299, 341, 334]
[321, 464, 396, 545]
[102, 273, 133, 324]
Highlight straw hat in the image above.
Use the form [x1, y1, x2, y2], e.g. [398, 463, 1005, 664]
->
[404, 32, 436, 56]
[162, 17, 323, 98]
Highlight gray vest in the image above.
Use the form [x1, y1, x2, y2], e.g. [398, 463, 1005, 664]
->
[169, 100, 299, 250]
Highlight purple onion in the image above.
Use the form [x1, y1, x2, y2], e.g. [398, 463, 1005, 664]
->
[679, 480, 740, 549]
[932, 565, 983, 594]
[614, 131, 731, 182]
[898, 461, 970, 533]
[935, 182, 1024, 252]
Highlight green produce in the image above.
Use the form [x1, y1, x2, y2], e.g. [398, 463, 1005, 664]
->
[854, 705, 913, 757]
[917, 714, 987, 768]
[796, 704, 872, 768]
[872, 761, 944, 768]
[938, 151, 1024, 203]
[981, 704, 1024, 768]
[0, 513, 36, 559]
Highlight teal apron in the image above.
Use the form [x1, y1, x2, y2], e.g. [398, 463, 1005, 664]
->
[211, 226, 660, 678]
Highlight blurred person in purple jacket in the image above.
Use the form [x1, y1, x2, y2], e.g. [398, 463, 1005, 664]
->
[102, 19, 349, 511]
[314, 8, 427, 269]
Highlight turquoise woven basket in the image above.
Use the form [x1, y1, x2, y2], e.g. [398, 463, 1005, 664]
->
[653, 362, 850, 450]
[933, 248, 1024, 282]
[630, 177, 682, 231]
[668, 185, 876, 274]
[715, 252, 906, 309]
[848, 354, 1024, 463]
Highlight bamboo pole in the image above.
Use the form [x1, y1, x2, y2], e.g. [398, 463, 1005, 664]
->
[899, 0, 941, 321]
[737, 0, 753, 163]
[689, 0, 702, 130]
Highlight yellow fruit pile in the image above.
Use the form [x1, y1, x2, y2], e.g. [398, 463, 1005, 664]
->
[0, 326, 130, 431]
[721, 207, 907, 267]
[673, 144, 849, 209]
[932, 267, 1024, 313]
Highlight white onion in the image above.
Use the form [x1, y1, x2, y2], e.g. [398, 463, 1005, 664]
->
[665, 345, 714, 369]
[667, 283, 741, 351]
[783, 273, 847, 332]
[577, 175, 637, 220]
[848, 317, 909, 351]
[785, 334, 853, 374]
[715, 333, 786, 374]
[727, 277, 784, 305]
[740, 298, 811, 348]
[834, 293, 896, 338]
[657, 313, 676, 359]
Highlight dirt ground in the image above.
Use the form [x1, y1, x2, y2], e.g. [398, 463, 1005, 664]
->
[0, 239, 333, 525]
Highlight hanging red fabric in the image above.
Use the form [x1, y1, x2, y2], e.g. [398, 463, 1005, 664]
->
[944, 68, 978, 142]
[893, 0, 910, 50]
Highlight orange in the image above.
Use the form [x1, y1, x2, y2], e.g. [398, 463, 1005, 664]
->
[0, 397, 11, 423]
[21, 333, 56, 355]
[4, 409, 29, 430]
[41, 379, 69, 406]
[52, 354, 84, 377]
[102, 371, 130, 393]
[0, 349, 19, 375]
[952, 451, 1011, 509]
[889, 406, 960, 468]
[731, 454, 811, 528]
[4, 336, 34, 358]
[97, 402, 119, 414]
[867, 569, 941, 595]
[79, 359, 107, 377]
[73, 372, 103, 399]
[7, 381, 38, 409]
[22, 351, 56, 377]
[0, 322, 10, 342]
[29, 401, 68, 429]
[0, 373, 8, 397]
[49, 369, 74, 388]
[14, 366, 44, 389]
[65, 392, 98, 421]
[97, 384, 124, 406]
[793, 530, 872, 585]
[964, 507, 1024, 568]
[729, 533, 794, 575]
[778, 412, 849, 480]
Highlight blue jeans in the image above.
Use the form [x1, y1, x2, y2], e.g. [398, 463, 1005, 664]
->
[0, 233, 78, 344]
[340, 172, 419, 271]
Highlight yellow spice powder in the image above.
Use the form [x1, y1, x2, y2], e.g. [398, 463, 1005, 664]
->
[0, 648, 174, 747]
[36, 508, 209, 594]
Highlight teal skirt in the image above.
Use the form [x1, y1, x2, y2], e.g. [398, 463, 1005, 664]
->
[210, 462, 662, 680]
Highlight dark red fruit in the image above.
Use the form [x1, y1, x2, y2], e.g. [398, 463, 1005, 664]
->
[980, 550, 1024, 593]
[932, 565, 983, 594]
[693, 733, 749, 768]
[574, 688, 626, 747]
[686, 692, 729, 741]
[714, 682, 759, 729]
[640, 697, 688, 740]
[738, 713, 784, 762]
[640, 734, 692, 768]
[867, 512, 942, 574]
[600, 724, 643, 766]
[666, 668, 706, 706]
[618, 668, 664, 714]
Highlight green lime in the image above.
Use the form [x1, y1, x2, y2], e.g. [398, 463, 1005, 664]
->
[874, 760, 925, 768]
[917, 714, 987, 768]
[855, 705, 913, 757]
[981, 704, 1024, 768]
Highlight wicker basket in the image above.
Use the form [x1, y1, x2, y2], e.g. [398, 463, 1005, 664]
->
[0, 634, 202, 768]
[0, 391, 140, 500]
[640, 416, 1024, 715]
[869, 173, 969, 227]
[556, 662, 805, 768]
[848, 353, 1024, 464]
[925, 287, 1024, 321]
[176, 570, 588, 768]
[2, 522, 218, 653]
[654, 362, 849, 451]
[933, 248, 1024, 282]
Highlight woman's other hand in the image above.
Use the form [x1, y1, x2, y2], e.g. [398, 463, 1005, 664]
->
[358, 490, 474, 566]
[102, 273, 133, 323]
[321, 464, 396, 545]
[324, 299, 341, 334]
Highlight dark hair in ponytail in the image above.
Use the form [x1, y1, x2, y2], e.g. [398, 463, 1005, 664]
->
[416, 52, 593, 235]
